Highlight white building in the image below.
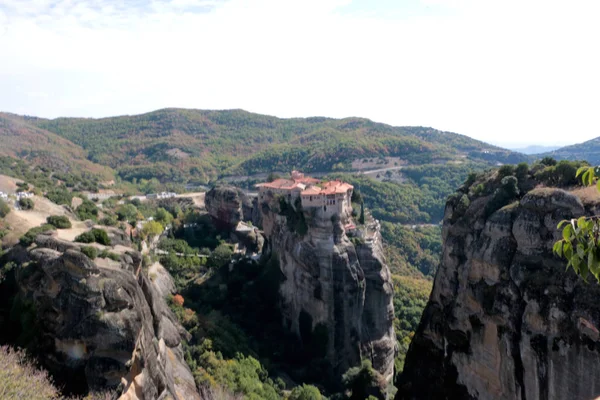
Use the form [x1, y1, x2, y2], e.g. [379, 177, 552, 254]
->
[0, 192, 8, 200]
[16, 192, 34, 199]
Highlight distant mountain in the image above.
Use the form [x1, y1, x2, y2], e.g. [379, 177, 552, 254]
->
[538, 137, 600, 165]
[0, 108, 527, 183]
[509, 145, 561, 155]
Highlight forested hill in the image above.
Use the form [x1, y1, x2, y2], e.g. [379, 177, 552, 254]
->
[539, 136, 600, 165]
[1, 108, 527, 183]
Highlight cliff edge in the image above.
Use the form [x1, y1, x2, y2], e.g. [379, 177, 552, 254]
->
[398, 174, 600, 399]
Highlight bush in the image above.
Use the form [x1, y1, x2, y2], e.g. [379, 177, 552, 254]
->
[46, 215, 72, 229]
[20, 224, 55, 247]
[75, 228, 111, 246]
[497, 164, 515, 179]
[0, 199, 10, 218]
[45, 188, 72, 206]
[81, 246, 98, 259]
[0, 345, 59, 400]
[98, 249, 120, 261]
[76, 199, 99, 222]
[18, 198, 34, 210]
[207, 243, 233, 269]
[289, 384, 322, 400]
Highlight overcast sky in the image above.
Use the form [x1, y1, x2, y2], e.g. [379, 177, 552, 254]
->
[0, 0, 599, 147]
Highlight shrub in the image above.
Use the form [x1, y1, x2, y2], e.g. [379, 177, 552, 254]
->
[100, 215, 118, 226]
[20, 224, 55, 247]
[75, 228, 111, 246]
[76, 199, 99, 222]
[289, 384, 322, 400]
[45, 188, 72, 206]
[0, 199, 10, 218]
[46, 215, 72, 229]
[0, 345, 59, 400]
[18, 198, 34, 210]
[98, 250, 120, 261]
[497, 164, 515, 179]
[81, 246, 98, 259]
[207, 243, 233, 269]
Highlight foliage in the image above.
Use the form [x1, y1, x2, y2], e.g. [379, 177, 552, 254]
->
[154, 207, 174, 226]
[45, 188, 73, 206]
[19, 224, 55, 246]
[18, 198, 34, 210]
[116, 204, 138, 223]
[381, 223, 441, 277]
[554, 166, 600, 281]
[81, 246, 98, 259]
[98, 250, 121, 261]
[46, 215, 72, 229]
[392, 275, 433, 371]
[278, 197, 308, 236]
[75, 228, 111, 246]
[533, 160, 587, 187]
[0, 199, 10, 218]
[207, 243, 233, 270]
[288, 384, 322, 400]
[0, 345, 59, 400]
[142, 220, 164, 239]
[76, 199, 99, 222]
[341, 359, 385, 400]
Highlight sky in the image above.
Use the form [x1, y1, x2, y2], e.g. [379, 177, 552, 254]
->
[0, 0, 599, 148]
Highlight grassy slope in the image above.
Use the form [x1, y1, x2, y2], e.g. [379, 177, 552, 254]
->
[0, 113, 113, 180]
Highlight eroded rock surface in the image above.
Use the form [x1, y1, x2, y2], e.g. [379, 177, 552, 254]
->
[13, 235, 201, 400]
[260, 192, 396, 387]
[398, 187, 600, 400]
[205, 185, 259, 229]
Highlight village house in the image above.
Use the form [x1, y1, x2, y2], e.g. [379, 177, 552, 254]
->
[256, 171, 354, 216]
[147, 192, 177, 200]
[16, 192, 34, 199]
[0, 191, 8, 200]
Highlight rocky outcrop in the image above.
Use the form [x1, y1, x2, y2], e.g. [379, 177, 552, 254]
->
[11, 235, 201, 400]
[260, 192, 395, 387]
[205, 185, 259, 229]
[398, 186, 600, 400]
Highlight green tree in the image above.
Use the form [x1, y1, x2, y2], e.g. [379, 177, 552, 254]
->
[0, 199, 10, 218]
[117, 204, 138, 223]
[359, 202, 365, 225]
[46, 215, 72, 229]
[208, 243, 233, 269]
[18, 198, 34, 210]
[81, 246, 98, 259]
[142, 220, 164, 239]
[289, 384, 322, 400]
[342, 359, 385, 400]
[76, 199, 99, 221]
[154, 208, 173, 226]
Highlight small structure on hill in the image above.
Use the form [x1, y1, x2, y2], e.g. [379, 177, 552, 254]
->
[0, 191, 8, 200]
[147, 192, 177, 200]
[256, 171, 353, 217]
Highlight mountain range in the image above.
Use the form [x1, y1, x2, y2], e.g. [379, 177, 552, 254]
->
[0, 109, 529, 184]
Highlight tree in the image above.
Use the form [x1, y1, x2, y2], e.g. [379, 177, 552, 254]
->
[154, 208, 173, 226]
[289, 384, 322, 400]
[76, 199, 99, 221]
[208, 243, 233, 269]
[359, 202, 365, 225]
[554, 166, 600, 281]
[18, 198, 34, 210]
[142, 221, 164, 239]
[0, 199, 10, 218]
[47, 215, 72, 229]
[342, 359, 385, 400]
[117, 204, 138, 223]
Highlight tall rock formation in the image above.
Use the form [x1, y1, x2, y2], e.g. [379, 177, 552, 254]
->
[398, 179, 600, 399]
[259, 190, 396, 387]
[5, 234, 201, 400]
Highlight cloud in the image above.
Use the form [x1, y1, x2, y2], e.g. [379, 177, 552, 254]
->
[0, 0, 599, 146]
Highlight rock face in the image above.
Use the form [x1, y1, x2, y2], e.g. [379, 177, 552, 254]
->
[398, 186, 600, 400]
[260, 192, 396, 386]
[205, 185, 259, 229]
[12, 235, 201, 400]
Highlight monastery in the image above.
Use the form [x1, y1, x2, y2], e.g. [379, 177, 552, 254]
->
[256, 171, 354, 216]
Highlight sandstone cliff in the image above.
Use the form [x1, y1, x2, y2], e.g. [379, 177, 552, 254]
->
[398, 180, 600, 399]
[6, 234, 201, 400]
[259, 192, 396, 387]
